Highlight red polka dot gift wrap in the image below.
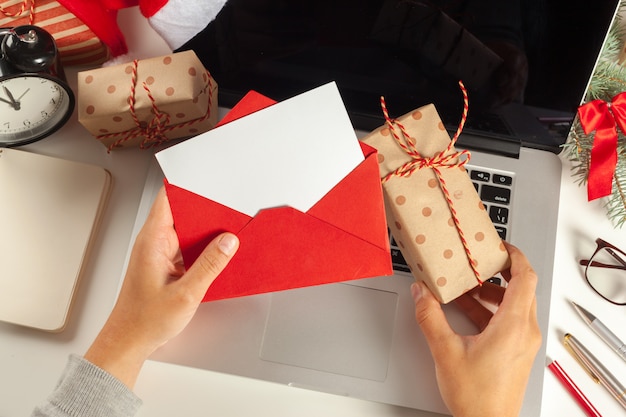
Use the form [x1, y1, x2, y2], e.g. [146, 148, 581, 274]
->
[360, 103, 510, 304]
[77, 50, 218, 151]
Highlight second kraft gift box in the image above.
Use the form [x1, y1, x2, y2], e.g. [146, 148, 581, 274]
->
[156, 82, 393, 302]
[360, 102, 510, 303]
[77, 50, 218, 150]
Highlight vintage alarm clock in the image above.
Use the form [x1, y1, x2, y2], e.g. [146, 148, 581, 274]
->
[0, 25, 75, 147]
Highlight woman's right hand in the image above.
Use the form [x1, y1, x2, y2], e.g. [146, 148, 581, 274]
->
[411, 242, 541, 417]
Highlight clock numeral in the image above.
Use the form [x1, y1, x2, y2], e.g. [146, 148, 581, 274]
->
[50, 97, 57, 105]
[41, 110, 49, 118]
[23, 119, 31, 127]
[3, 122, 9, 130]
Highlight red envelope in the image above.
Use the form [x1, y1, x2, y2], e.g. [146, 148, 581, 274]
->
[164, 91, 392, 302]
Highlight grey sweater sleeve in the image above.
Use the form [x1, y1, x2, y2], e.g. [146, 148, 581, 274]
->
[31, 354, 142, 417]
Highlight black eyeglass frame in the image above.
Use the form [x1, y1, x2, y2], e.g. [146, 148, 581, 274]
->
[579, 238, 626, 305]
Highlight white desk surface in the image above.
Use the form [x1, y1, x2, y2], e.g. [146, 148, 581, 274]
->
[1, 8, 625, 417]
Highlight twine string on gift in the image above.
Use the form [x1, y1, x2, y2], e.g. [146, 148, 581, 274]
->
[577, 92, 626, 201]
[380, 80, 482, 285]
[1, 0, 35, 24]
[97, 58, 214, 152]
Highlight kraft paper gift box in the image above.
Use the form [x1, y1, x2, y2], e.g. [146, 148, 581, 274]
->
[77, 50, 218, 150]
[157, 83, 393, 302]
[360, 103, 510, 303]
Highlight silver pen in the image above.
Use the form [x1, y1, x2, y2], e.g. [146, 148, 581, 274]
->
[564, 333, 626, 410]
[572, 302, 626, 362]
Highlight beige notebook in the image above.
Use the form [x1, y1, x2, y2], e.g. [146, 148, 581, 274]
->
[0, 148, 111, 332]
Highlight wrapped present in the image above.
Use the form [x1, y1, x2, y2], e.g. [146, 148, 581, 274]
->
[77, 50, 218, 151]
[0, 0, 110, 66]
[360, 95, 510, 303]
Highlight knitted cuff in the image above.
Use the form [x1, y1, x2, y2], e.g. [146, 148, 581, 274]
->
[39, 354, 142, 417]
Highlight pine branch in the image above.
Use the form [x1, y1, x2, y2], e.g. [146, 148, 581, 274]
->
[563, 1, 626, 227]
[587, 60, 626, 100]
[606, 158, 626, 227]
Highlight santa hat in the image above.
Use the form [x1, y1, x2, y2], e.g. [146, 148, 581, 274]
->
[59, 0, 227, 58]
[58, 0, 130, 57]
[141, 0, 228, 50]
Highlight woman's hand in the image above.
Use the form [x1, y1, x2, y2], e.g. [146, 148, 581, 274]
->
[411, 242, 541, 417]
[85, 187, 239, 389]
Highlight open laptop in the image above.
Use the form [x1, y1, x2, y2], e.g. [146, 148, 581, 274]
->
[124, 2, 620, 416]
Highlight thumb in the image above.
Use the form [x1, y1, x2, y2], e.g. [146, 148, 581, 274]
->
[411, 281, 455, 354]
[184, 233, 239, 296]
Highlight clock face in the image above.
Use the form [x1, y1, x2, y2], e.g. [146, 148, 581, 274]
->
[0, 74, 74, 147]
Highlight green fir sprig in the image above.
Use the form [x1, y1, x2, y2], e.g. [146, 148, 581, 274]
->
[563, 3, 626, 227]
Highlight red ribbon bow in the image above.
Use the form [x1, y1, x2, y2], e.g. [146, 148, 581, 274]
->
[577, 92, 626, 201]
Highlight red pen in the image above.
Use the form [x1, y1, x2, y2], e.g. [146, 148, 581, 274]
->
[546, 356, 602, 417]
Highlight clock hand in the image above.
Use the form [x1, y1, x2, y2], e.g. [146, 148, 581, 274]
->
[2, 86, 20, 110]
[3, 86, 17, 104]
[16, 88, 30, 102]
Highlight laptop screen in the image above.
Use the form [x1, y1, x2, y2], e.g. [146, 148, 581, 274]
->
[177, 0, 618, 154]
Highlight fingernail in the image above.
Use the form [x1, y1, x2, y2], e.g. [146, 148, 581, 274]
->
[410, 282, 422, 302]
[218, 233, 239, 256]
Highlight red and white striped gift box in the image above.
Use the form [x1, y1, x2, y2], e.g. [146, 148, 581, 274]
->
[0, 0, 110, 66]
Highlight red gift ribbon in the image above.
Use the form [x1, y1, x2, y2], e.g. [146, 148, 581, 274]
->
[577, 92, 626, 201]
[1, 0, 36, 25]
[97, 59, 214, 152]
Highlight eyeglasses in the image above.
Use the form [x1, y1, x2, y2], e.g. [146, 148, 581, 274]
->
[579, 238, 626, 305]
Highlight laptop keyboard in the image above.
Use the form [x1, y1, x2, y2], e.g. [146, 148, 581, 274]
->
[390, 165, 514, 275]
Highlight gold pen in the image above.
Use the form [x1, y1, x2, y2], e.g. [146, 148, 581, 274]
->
[563, 333, 626, 410]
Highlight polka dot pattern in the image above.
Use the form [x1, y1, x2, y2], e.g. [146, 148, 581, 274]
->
[362, 103, 511, 303]
[78, 51, 219, 149]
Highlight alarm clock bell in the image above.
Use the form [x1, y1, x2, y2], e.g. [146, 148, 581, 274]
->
[0, 25, 75, 147]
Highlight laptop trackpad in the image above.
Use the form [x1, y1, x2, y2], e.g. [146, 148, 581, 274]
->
[260, 283, 398, 382]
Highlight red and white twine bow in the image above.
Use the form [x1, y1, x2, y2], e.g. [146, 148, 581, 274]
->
[98, 59, 214, 152]
[381, 80, 482, 285]
[1, 0, 36, 24]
